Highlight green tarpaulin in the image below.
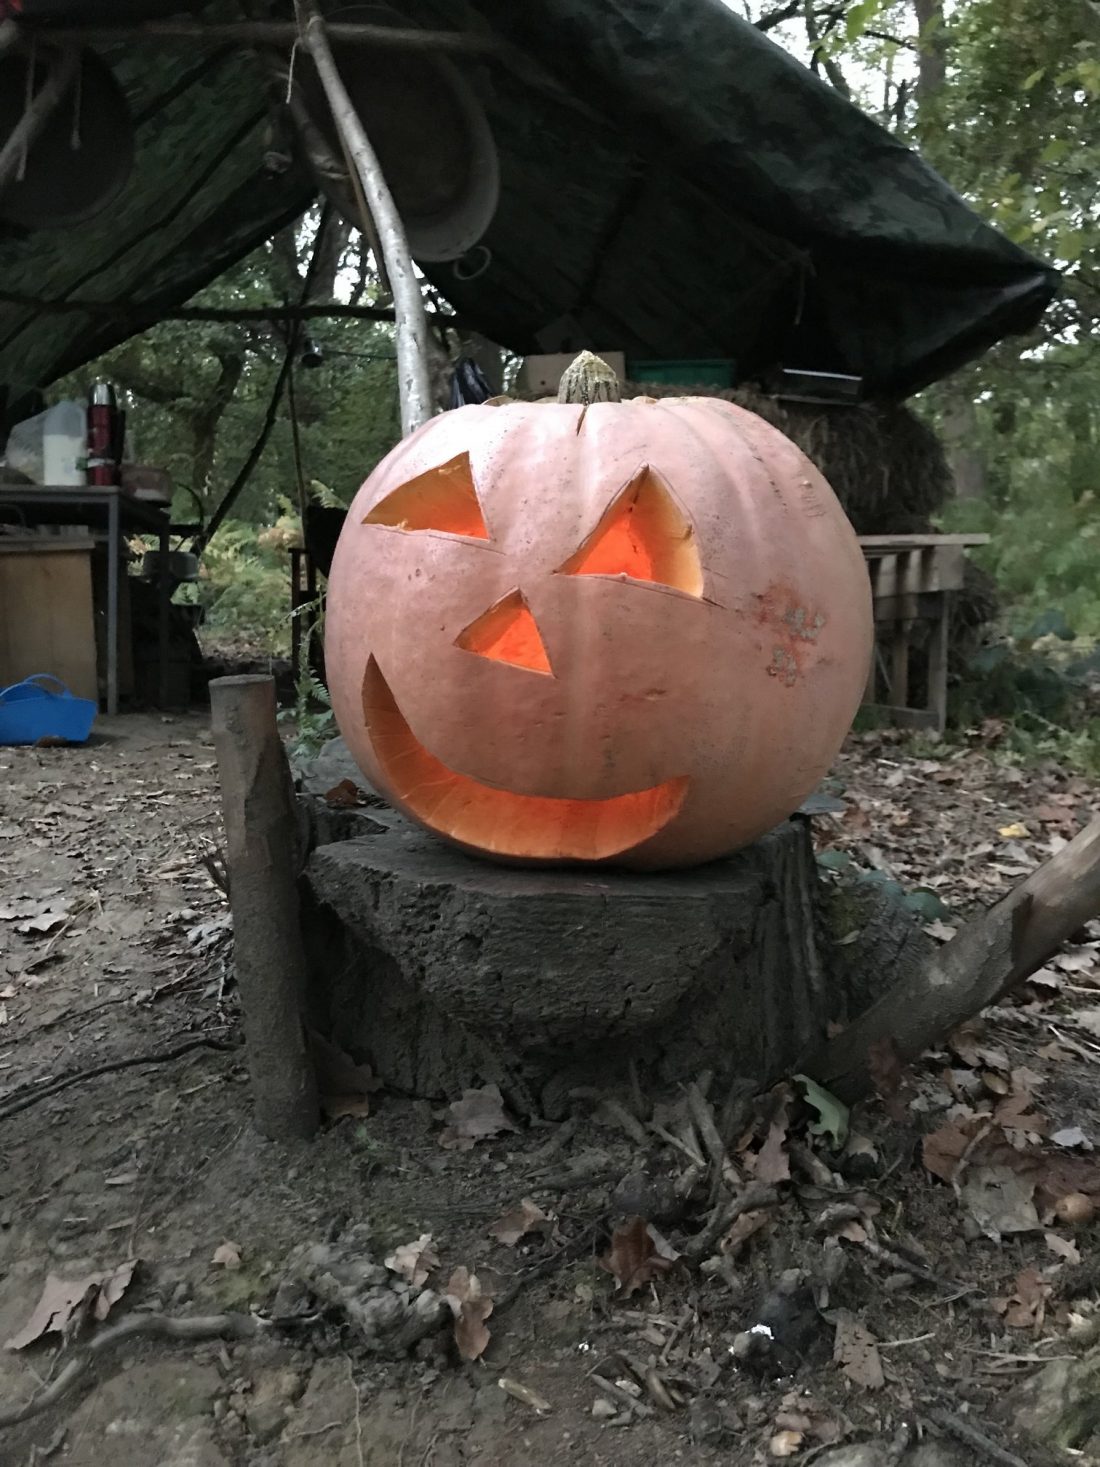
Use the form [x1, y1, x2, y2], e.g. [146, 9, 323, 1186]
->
[0, 0, 1058, 423]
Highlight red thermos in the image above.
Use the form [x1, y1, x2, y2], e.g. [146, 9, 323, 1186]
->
[87, 381, 119, 485]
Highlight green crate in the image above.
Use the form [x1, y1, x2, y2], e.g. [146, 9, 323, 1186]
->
[628, 358, 735, 388]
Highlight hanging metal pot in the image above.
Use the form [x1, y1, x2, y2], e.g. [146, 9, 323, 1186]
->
[0, 43, 134, 230]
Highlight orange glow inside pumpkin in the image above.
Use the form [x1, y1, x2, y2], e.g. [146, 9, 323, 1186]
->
[363, 452, 490, 539]
[558, 466, 703, 595]
[363, 658, 687, 861]
[455, 590, 552, 674]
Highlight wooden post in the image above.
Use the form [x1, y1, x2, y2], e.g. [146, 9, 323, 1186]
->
[297, 0, 434, 436]
[210, 675, 319, 1140]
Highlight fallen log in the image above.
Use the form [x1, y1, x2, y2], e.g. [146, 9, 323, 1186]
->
[807, 815, 1100, 1101]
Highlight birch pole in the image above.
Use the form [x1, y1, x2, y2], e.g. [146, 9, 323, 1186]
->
[295, 1, 434, 436]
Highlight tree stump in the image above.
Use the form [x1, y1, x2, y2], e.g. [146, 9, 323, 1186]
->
[299, 786, 871, 1117]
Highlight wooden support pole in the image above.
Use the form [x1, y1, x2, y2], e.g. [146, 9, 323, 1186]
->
[297, 0, 434, 437]
[807, 815, 1100, 1101]
[210, 675, 319, 1141]
[0, 45, 79, 197]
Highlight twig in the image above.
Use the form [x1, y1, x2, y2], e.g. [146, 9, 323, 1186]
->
[649, 1122, 706, 1168]
[346, 1355, 364, 1467]
[950, 1118, 993, 1197]
[599, 1097, 650, 1148]
[927, 1407, 1031, 1467]
[0, 1312, 265, 1429]
[588, 1373, 654, 1418]
[685, 1082, 732, 1200]
[658, 1305, 694, 1365]
[855, 1237, 978, 1296]
[529, 1114, 580, 1165]
[494, 1220, 604, 1313]
[0, 1035, 236, 1123]
[681, 1183, 779, 1262]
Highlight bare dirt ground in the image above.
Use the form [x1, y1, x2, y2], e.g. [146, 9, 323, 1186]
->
[2, 715, 1100, 1466]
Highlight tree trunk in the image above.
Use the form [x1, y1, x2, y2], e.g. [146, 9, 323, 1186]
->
[941, 393, 987, 501]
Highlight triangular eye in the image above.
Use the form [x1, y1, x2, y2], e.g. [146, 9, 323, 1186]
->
[556, 466, 702, 596]
[363, 452, 490, 540]
[455, 590, 553, 675]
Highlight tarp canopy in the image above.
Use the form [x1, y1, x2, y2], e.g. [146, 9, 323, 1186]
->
[0, 0, 1058, 421]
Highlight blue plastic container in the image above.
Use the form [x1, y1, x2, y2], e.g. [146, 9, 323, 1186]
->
[0, 674, 98, 746]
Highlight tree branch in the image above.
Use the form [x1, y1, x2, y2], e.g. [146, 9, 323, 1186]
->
[807, 816, 1100, 1101]
[17, 19, 503, 57]
[0, 290, 461, 329]
[754, 1, 802, 31]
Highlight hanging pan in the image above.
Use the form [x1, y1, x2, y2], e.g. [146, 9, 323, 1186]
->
[0, 44, 134, 230]
[295, 3, 499, 263]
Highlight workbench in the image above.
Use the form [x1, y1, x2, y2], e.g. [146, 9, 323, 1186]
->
[858, 533, 990, 734]
[0, 486, 172, 715]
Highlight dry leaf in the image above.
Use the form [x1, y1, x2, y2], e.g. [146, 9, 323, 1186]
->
[309, 1031, 381, 1121]
[14, 910, 67, 935]
[961, 1166, 1040, 1241]
[921, 1120, 972, 1182]
[867, 1035, 910, 1121]
[489, 1198, 554, 1247]
[443, 1266, 493, 1361]
[833, 1311, 884, 1389]
[211, 1241, 242, 1269]
[720, 1208, 774, 1257]
[769, 1429, 805, 1457]
[1045, 1231, 1082, 1265]
[992, 1267, 1052, 1331]
[438, 1084, 519, 1150]
[748, 1118, 791, 1185]
[384, 1233, 439, 1288]
[999, 822, 1030, 839]
[6, 1260, 137, 1349]
[599, 1216, 679, 1297]
[323, 778, 369, 808]
[1051, 1127, 1092, 1150]
[993, 1091, 1049, 1137]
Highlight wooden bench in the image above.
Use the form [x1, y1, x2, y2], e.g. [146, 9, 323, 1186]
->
[858, 533, 990, 735]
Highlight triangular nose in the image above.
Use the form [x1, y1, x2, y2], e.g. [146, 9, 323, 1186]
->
[455, 590, 552, 674]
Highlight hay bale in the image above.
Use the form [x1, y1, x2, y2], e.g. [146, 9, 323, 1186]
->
[621, 381, 951, 535]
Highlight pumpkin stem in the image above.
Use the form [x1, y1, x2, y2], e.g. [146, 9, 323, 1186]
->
[557, 351, 622, 406]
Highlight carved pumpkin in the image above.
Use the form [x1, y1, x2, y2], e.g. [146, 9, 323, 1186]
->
[326, 357, 872, 869]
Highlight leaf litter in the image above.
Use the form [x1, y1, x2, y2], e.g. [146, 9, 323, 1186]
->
[7, 1260, 137, 1349]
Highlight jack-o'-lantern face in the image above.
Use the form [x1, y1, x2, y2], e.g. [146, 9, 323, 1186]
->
[326, 395, 873, 870]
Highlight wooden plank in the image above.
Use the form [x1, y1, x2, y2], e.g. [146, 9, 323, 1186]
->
[863, 704, 940, 732]
[0, 543, 97, 700]
[857, 533, 990, 549]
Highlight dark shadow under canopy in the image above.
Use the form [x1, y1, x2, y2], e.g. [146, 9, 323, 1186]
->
[0, 0, 1058, 426]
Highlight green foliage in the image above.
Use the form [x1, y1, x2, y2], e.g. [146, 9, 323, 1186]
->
[281, 671, 337, 761]
[185, 516, 298, 656]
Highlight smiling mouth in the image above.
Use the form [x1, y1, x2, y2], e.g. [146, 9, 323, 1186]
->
[362, 658, 687, 861]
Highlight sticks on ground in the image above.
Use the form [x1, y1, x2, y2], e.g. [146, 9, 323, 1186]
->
[681, 1183, 779, 1262]
[808, 815, 1100, 1101]
[0, 1312, 264, 1429]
